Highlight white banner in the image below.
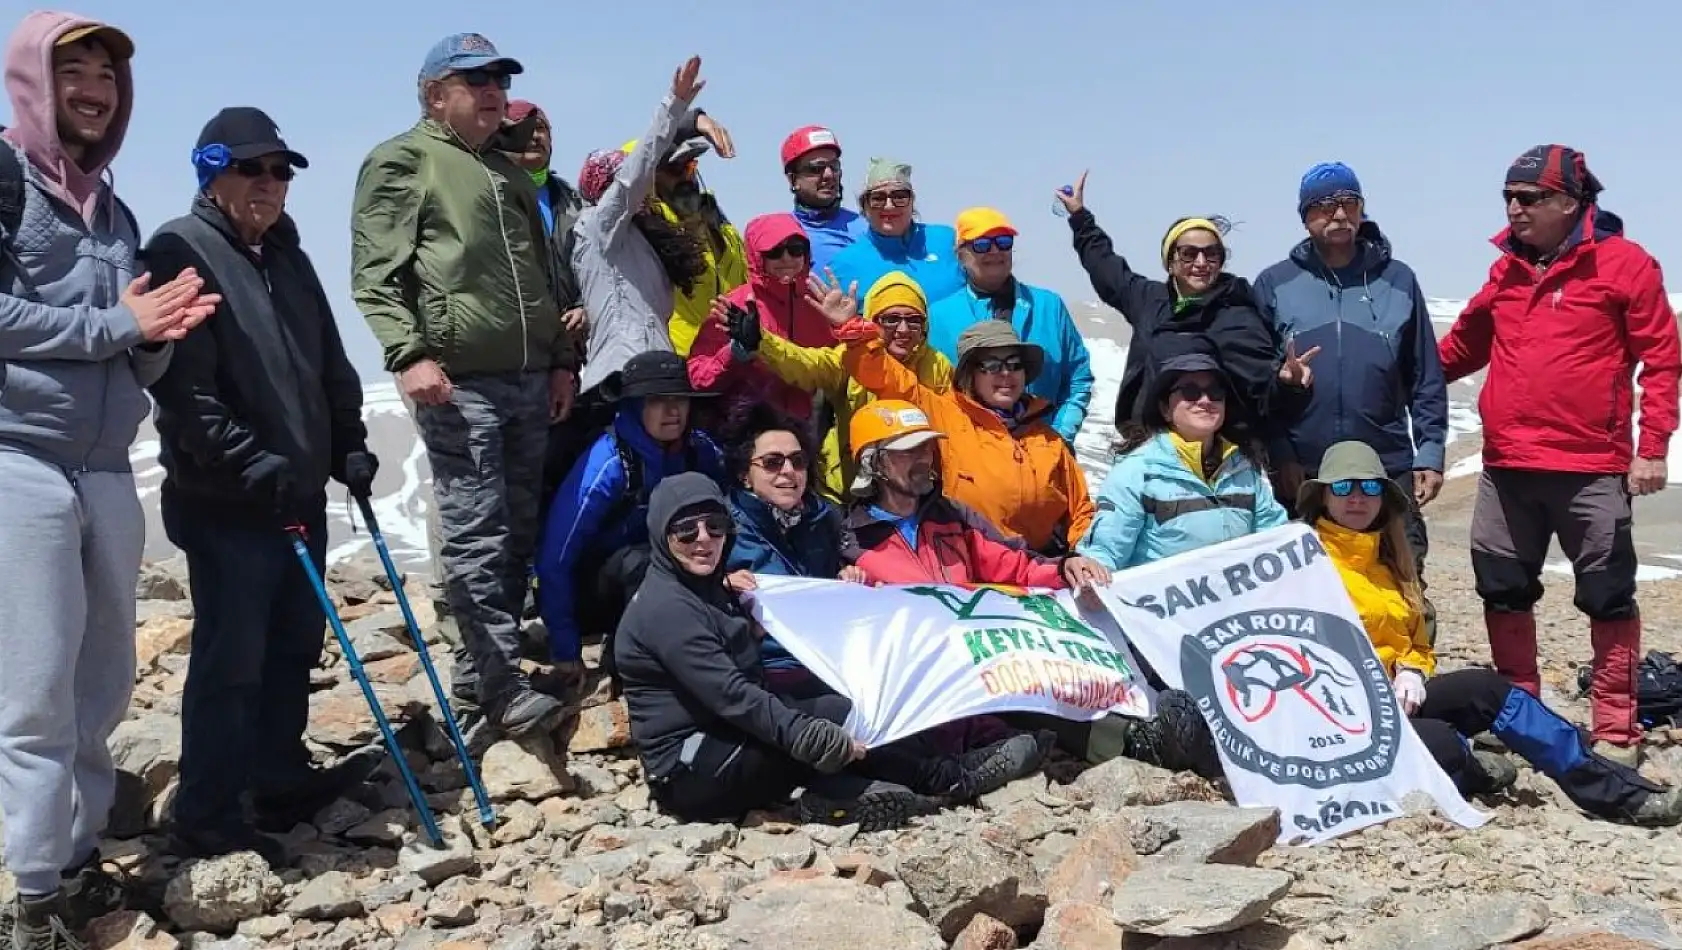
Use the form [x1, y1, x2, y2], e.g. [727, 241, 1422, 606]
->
[749, 576, 1155, 748]
[1092, 524, 1487, 844]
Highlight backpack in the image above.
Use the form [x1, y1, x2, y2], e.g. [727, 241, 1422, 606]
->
[0, 127, 141, 270]
[1576, 650, 1682, 728]
[603, 431, 703, 527]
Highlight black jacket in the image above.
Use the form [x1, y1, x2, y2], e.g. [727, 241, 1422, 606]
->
[614, 472, 819, 781]
[1068, 208, 1303, 439]
[538, 174, 586, 314]
[145, 195, 367, 508]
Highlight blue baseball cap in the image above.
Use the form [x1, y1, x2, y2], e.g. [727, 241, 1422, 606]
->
[418, 33, 524, 84]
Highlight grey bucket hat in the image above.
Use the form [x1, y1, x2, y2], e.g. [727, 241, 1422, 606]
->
[955, 321, 1045, 385]
[1298, 441, 1410, 515]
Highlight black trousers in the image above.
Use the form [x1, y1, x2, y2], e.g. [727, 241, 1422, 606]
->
[651, 693, 961, 823]
[1407, 669, 1509, 791]
[590, 545, 652, 690]
[162, 489, 328, 832]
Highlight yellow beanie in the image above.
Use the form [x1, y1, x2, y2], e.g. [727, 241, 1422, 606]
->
[863, 271, 928, 321]
[1160, 217, 1224, 269]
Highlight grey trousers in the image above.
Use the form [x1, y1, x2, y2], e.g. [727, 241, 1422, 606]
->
[0, 451, 142, 894]
[410, 372, 550, 706]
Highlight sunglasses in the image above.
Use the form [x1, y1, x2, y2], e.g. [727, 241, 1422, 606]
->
[876, 314, 925, 331]
[457, 69, 512, 90]
[669, 512, 733, 544]
[1171, 244, 1226, 265]
[795, 159, 840, 177]
[1329, 479, 1387, 498]
[233, 159, 295, 182]
[752, 451, 809, 473]
[967, 235, 1015, 254]
[1503, 188, 1555, 208]
[976, 356, 1026, 375]
[1171, 382, 1227, 403]
[763, 240, 810, 261]
[865, 189, 914, 209]
[1305, 194, 1363, 218]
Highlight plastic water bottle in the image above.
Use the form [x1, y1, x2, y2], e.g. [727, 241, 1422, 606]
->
[1052, 185, 1074, 218]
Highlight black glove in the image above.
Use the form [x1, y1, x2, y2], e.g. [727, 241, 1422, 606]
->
[788, 718, 854, 774]
[243, 454, 299, 522]
[726, 299, 762, 354]
[340, 450, 379, 499]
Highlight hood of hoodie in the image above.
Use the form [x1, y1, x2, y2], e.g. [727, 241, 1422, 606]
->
[3, 12, 133, 222]
[647, 472, 735, 586]
[743, 212, 808, 297]
[1288, 219, 1394, 280]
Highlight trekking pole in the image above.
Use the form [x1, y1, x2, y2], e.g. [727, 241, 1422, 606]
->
[287, 524, 445, 848]
[353, 494, 496, 829]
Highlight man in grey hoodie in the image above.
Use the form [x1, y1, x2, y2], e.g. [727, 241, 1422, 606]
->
[0, 11, 219, 944]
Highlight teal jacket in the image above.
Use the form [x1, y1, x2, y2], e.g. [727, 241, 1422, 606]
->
[928, 280, 1095, 440]
[1078, 432, 1290, 570]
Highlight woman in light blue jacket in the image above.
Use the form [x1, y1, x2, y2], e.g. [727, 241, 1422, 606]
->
[1081, 338, 1290, 571]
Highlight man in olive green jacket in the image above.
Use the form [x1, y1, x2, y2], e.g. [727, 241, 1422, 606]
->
[351, 32, 577, 738]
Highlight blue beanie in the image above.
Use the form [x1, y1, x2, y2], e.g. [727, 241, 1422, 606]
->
[1298, 162, 1362, 218]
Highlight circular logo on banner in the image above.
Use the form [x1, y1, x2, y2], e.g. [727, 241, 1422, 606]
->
[1180, 609, 1402, 790]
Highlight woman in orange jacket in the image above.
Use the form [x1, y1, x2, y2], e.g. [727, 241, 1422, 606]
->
[811, 270, 1094, 553]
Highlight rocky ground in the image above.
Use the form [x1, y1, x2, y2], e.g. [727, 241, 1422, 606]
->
[12, 535, 1682, 950]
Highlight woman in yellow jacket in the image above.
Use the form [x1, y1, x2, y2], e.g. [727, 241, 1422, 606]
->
[814, 271, 1094, 554]
[620, 137, 749, 355]
[722, 271, 953, 500]
[1303, 440, 1681, 826]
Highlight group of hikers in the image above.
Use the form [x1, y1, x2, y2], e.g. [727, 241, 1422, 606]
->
[2, 10, 1681, 948]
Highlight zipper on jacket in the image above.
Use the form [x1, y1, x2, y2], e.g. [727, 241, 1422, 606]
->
[452, 124, 531, 372]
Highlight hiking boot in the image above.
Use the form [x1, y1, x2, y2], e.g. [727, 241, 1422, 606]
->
[489, 685, 572, 739]
[1469, 751, 1519, 795]
[58, 853, 145, 930]
[1633, 786, 1682, 827]
[168, 825, 287, 869]
[1594, 740, 1641, 769]
[11, 892, 84, 950]
[253, 747, 385, 833]
[798, 779, 925, 833]
[1123, 690, 1223, 779]
[955, 731, 1053, 800]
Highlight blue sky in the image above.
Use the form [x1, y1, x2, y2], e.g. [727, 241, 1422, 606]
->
[5, 1, 1678, 373]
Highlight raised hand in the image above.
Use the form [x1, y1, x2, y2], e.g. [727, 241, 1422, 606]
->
[805, 268, 860, 327]
[1055, 170, 1089, 215]
[696, 114, 735, 159]
[1278, 338, 1322, 388]
[672, 56, 705, 104]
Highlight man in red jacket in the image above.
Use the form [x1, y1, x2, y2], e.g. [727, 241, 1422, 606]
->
[1439, 144, 1681, 767]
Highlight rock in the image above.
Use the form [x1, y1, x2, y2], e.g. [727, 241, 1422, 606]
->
[313, 799, 374, 837]
[136, 559, 188, 601]
[733, 829, 815, 871]
[327, 559, 388, 603]
[399, 828, 479, 886]
[1029, 902, 1122, 950]
[567, 701, 633, 754]
[86, 910, 181, 950]
[346, 609, 413, 662]
[491, 800, 545, 844]
[1109, 864, 1292, 937]
[693, 875, 944, 949]
[482, 735, 575, 802]
[1347, 894, 1550, 950]
[346, 810, 409, 845]
[953, 913, 1020, 950]
[1152, 923, 1328, 949]
[1517, 937, 1668, 950]
[162, 852, 284, 933]
[1067, 757, 1221, 812]
[287, 870, 364, 921]
[897, 835, 1047, 941]
[1044, 816, 1141, 905]
[109, 715, 180, 803]
[1126, 802, 1281, 866]
[135, 617, 193, 672]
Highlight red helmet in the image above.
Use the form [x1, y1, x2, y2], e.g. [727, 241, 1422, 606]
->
[780, 125, 841, 168]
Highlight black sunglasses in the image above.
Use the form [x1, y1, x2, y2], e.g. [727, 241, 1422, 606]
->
[1503, 188, 1555, 208]
[865, 189, 913, 209]
[976, 356, 1026, 375]
[751, 451, 809, 473]
[763, 239, 810, 261]
[233, 159, 295, 182]
[457, 68, 512, 91]
[669, 511, 733, 544]
[1172, 244, 1226, 265]
[1171, 382, 1227, 403]
[967, 235, 1014, 254]
[795, 159, 840, 178]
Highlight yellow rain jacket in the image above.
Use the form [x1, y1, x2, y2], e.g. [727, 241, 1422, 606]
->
[1316, 519, 1436, 677]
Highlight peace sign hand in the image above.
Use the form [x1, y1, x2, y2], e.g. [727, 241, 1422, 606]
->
[1279, 338, 1322, 388]
[805, 268, 860, 327]
[1055, 170, 1089, 215]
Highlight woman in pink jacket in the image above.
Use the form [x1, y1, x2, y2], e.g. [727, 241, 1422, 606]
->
[687, 213, 834, 432]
